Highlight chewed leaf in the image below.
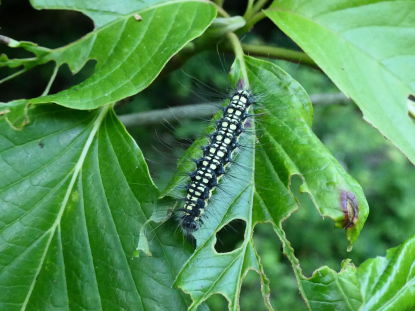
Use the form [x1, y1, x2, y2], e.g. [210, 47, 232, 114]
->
[243, 56, 368, 245]
[0, 35, 50, 69]
[303, 235, 415, 310]
[0, 100, 31, 130]
[163, 55, 368, 310]
[30, 0, 172, 27]
[0, 105, 195, 310]
[2, 1, 216, 110]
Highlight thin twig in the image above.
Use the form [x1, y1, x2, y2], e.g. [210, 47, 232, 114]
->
[41, 64, 59, 96]
[244, 0, 255, 19]
[240, 43, 317, 68]
[244, 11, 267, 31]
[310, 93, 350, 106]
[251, 0, 271, 16]
[227, 32, 250, 88]
[119, 103, 219, 128]
[119, 93, 350, 128]
[0, 35, 12, 45]
[0, 68, 28, 85]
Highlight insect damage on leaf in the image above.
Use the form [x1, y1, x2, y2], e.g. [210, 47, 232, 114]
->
[340, 190, 359, 229]
[408, 94, 415, 119]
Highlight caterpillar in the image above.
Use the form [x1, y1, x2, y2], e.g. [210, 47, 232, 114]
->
[179, 88, 253, 234]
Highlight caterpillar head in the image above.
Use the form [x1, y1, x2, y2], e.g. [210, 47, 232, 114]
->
[180, 215, 199, 233]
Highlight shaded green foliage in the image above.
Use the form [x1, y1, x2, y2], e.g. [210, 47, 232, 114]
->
[1, 0, 415, 310]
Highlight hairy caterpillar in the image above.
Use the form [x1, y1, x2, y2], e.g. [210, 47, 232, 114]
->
[178, 88, 254, 234]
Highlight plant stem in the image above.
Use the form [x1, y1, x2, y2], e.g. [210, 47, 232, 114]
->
[41, 64, 59, 96]
[0, 68, 28, 85]
[252, 0, 270, 15]
[119, 93, 350, 127]
[240, 43, 317, 68]
[227, 33, 250, 88]
[244, 0, 255, 19]
[213, 0, 224, 6]
[244, 11, 267, 31]
[119, 103, 218, 128]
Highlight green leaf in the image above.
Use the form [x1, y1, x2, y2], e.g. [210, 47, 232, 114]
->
[245, 56, 368, 246]
[164, 55, 368, 310]
[0, 100, 30, 130]
[2, 1, 216, 110]
[30, 0, 173, 28]
[0, 35, 50, 69]
[302, 234, 415, 310]
[0, 105, 194, 310]
[265, 0, 415, 164]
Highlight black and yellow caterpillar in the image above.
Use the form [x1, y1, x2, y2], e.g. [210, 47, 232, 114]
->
[179, 89, 253, 234]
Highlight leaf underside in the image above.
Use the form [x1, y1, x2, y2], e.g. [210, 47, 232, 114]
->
[266, 0, 415, 164]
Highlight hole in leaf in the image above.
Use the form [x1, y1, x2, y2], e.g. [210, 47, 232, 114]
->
[0, 1, 93, 49]
[240, 270, 268, 311]
[51, 60, 97, 94]
[408, 94, 415, 119]
[206, 293, 228, 310]
[214, 219, 246, 253]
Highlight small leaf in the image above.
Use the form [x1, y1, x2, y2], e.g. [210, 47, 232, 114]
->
[0, 105, 193, 310]
[303, 235, 415, 310]
[266, 0, 415, 164]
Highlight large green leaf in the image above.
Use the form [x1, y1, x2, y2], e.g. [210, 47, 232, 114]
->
[30, 0, 171, 27]
[1, 1, 215, 110]
[302, 234, 415, 310]
[163, 55, 368, 310]
[266, 0, 415, 164]
[0, 105, 195, 310]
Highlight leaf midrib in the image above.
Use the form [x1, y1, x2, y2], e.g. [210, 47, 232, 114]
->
[20, 105, 111, 310]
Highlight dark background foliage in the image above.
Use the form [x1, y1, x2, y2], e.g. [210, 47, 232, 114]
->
[1, 1, 414, 310]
